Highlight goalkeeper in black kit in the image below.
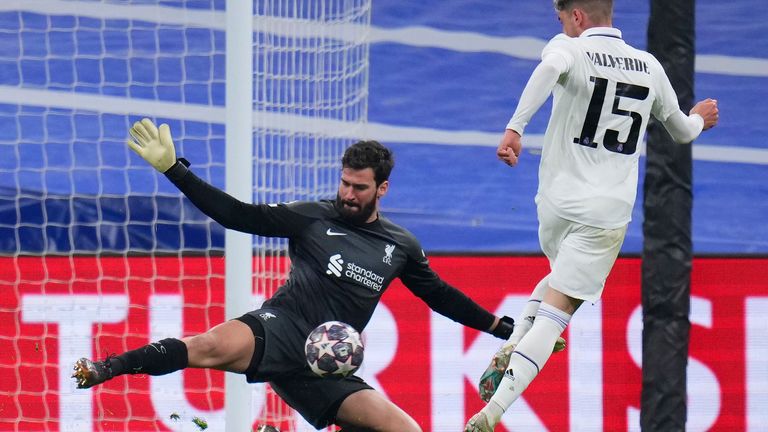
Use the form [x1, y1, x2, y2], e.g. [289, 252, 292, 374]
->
[72, 118, 519, 431]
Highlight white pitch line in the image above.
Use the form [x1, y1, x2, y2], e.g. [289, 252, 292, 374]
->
[0, 0, 225, 29]
[1, 86, 766, 165]
[2, 0, 767, 77]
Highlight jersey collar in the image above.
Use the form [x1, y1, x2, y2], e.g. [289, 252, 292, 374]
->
[581, 27, 623, 40]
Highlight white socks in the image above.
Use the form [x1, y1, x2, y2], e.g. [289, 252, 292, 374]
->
[506, 275, 550, 347]
[483, 302, 572, 424]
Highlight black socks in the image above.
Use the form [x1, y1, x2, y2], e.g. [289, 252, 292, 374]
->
[109, 338, 189, 376]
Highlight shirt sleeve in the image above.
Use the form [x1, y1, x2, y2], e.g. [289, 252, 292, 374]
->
[650, 58, 684, 122]
[164, 160, 312, 237]
[506, 35, 572, 134]
[660, 110, 704, 144]
[648, 57, 704, 144]
[399, 249, 496, 333]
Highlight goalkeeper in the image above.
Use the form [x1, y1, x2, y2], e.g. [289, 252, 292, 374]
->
[74, 119, 518, 431]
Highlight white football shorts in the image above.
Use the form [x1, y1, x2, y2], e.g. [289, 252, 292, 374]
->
[537, 198, 627, 304]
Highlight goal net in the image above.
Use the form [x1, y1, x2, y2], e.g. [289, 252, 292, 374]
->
[0, 1, 370, 431]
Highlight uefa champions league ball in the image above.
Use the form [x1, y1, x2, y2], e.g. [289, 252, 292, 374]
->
[305, 321, 364, 378]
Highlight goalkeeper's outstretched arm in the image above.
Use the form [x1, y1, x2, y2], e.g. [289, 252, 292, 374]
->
[126, 118, 251, 230]
[126, 118, 298, 236]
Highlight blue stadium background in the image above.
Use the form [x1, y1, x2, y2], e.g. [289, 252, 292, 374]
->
[1, 0, 766, 255]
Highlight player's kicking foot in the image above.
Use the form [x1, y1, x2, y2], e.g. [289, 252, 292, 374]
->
[72, 357, 114, 389]
[478, 337, 565, 402]
[465, 411, 494, 432]
[255, 426, 281, 432]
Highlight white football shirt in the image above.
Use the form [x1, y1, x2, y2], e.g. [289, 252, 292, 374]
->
[516, 27, 685, 228]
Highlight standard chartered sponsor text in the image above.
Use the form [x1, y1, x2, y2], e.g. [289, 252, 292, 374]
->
[345, 262, 384, 291]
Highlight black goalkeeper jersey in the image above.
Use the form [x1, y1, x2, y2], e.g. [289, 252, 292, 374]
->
[165, 162, 496, 334]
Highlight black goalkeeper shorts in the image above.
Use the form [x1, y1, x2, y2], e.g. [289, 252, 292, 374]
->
[235, 308, 373, 429]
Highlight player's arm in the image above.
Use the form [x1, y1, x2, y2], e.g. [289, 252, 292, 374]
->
[505, 52, 568, 136]
[399, 251, 513, 340]
[651, 62, 719, 143]
[659, 99, 719, 144]
[126, 118, 308, 237]
[500, 51, 570, 166]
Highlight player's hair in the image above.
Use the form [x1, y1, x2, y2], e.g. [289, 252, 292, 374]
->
[553, 0, 613, 22]
[342, 140, 394, 185]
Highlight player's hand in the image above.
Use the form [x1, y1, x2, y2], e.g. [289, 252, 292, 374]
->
[690, 98, 719, 131]
[127, 118, 177, 173]
[490, 315, 515, 339]
[497, 129, 522, 167]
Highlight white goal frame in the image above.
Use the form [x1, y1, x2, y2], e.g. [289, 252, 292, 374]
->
[224, 2, 254, 431]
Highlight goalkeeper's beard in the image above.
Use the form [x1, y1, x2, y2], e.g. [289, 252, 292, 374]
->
[334, 193, 377, 225]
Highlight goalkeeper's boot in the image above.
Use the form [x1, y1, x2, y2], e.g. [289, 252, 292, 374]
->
[255, 426, 280, 432]
[464, 411, 494, 432]
[478, 336, 566, 402]
[72, 357, 114, 389]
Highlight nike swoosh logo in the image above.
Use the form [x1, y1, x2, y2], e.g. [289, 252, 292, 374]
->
[326, 228, 347, 236]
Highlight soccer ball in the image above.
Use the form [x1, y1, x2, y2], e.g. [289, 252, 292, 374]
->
[305, 321, 364, 378]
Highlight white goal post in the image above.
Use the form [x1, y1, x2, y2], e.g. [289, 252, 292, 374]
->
[224, 3, 254, 431]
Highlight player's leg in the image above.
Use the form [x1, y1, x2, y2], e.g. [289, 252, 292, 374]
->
[182, 319, 255, 372]
[73, 318, 258, 388]
[72, 338, 188, 389]
[507, 198, 583, 349]
[335, 389, 421, 432]
[475, 200, 574, 404]
[507, 274, 551, 346]
[477, 273, 566, 401]
[270, 365, 420, 432]
[468, 288, 580, 430]
[467, 203, 626, 430]
[336, 391, 421, 430]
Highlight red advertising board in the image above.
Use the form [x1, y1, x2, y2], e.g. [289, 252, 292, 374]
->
[1, 256, 766, 431]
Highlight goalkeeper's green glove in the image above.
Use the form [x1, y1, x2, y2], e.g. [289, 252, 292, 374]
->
[127, 118, 177, 173]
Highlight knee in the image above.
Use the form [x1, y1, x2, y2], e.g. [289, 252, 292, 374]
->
[184, 332, 223, 363]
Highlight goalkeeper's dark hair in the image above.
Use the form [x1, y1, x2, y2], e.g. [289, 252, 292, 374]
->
[553, 0, 613, 22]
[342, 140, 394, 186]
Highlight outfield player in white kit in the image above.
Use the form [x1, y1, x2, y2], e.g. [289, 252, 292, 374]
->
[466, 0, 719, 430]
